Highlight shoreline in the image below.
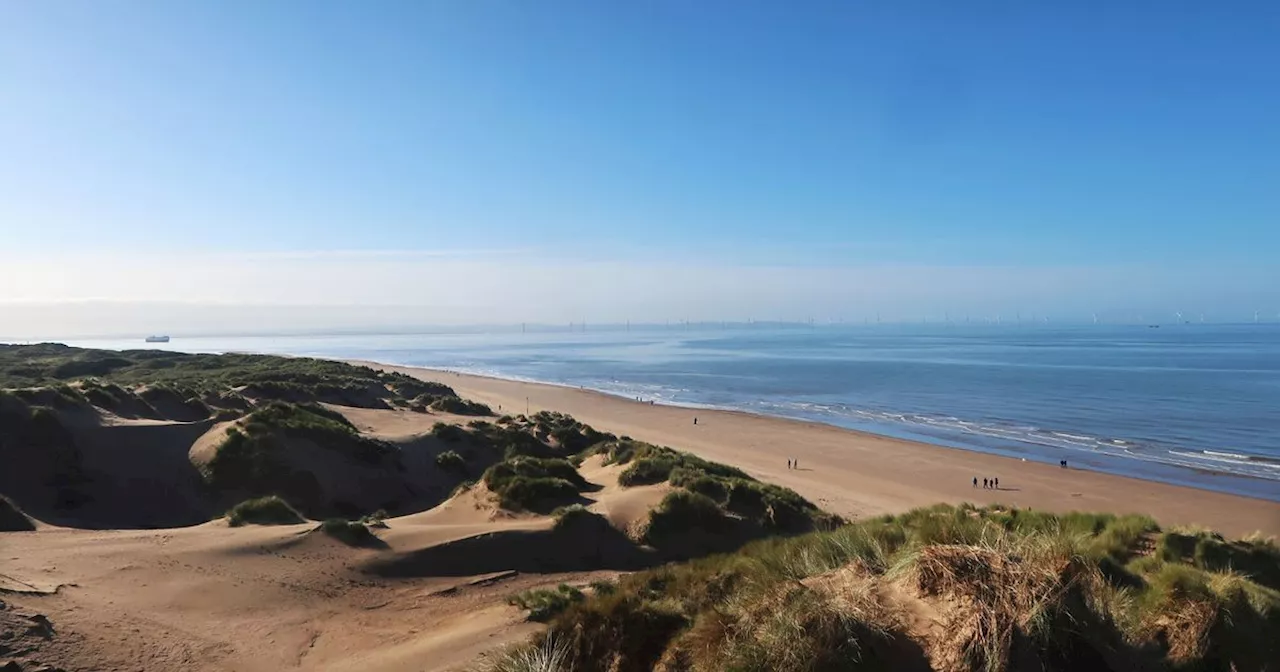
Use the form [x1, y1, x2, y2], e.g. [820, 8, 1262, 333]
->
[425, 365, 1280, 501]
[362, 361, 1280, 537]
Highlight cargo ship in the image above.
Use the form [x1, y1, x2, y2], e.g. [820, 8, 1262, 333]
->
[144, 335, 171, 343]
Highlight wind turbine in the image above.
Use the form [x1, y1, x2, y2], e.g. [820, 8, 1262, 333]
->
[1175, 311, 1183, 324]
[1255, 310, 1261, 324]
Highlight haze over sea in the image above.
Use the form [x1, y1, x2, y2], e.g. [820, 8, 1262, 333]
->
[62, 323, 1280, 502]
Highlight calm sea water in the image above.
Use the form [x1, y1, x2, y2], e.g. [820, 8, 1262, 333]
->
[63, 324, 1280, 501]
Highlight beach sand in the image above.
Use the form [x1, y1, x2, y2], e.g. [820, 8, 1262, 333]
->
[371, 364, 1280, 537]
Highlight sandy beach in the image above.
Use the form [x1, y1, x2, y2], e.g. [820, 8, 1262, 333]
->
[371, 363, 1280, 537]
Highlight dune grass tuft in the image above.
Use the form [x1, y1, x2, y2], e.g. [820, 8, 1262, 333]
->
[483, 456, 588, 512]
[494, 503, 1280, 672]
[509, 584, 586, 622]
[226, 495, 305, 526]
[320, 518, 379, 546]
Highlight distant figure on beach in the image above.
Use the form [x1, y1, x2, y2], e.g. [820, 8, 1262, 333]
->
[983, 478, 989, 489]
[972, 477, 977, 488]
[1060, 460, 1068, 469]
[693, 417, 698, 425]
[794, 459, 798, 469]
[994, 477, 1000, 489]
[787, 459, 792, 469]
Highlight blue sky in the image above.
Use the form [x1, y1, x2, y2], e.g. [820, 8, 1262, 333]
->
[2, 2, 1278, 331]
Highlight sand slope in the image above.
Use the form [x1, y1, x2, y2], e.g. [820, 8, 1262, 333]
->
[0, 425, 668, 671]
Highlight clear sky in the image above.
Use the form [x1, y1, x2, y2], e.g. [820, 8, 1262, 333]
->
[2, 2, 1278, 336]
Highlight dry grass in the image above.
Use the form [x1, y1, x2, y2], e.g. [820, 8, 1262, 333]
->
[483, 635, 572, 672]
[908, 539, 1096, 671]
[494, 503, 1280, 672]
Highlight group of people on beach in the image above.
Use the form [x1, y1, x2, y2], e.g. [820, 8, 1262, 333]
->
[974, 476, 1000, 489]
[787, 458, 799, 469]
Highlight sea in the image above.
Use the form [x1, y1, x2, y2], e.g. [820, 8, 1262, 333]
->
[60, 324, 1280, 502]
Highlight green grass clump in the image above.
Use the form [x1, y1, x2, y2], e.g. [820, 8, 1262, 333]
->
[617, 457, 677, 486]
[642, 490, 729, 546]
[435, 449, 467, 472]
[610, 440, 835, 534]
[528, 410, 615, 453]
[493, 477, 580, 513]
[551, 504, 605, 532]
[428, 396, 493, 416]
[509, 584, 585, 622]
[226, 496, 305, 526]
[482, 456, 589, 512]
[1156, 527, 1280, 590]
[431, 422, 469, 443]
[320, 518, 378, 546]
[481, 453, 591, 512]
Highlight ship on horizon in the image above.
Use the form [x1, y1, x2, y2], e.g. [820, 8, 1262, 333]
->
[144, 335, 170, 343]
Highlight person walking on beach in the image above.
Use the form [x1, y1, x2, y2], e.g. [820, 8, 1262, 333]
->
[787, 459, 792, 469]
[973, 477, 978, 488]
[983, 478, 988, 489]
[693, 417, 698, 425]
[994, 477, 999, 490]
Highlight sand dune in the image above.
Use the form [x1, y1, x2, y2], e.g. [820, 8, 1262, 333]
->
[0, 413, 674, 671]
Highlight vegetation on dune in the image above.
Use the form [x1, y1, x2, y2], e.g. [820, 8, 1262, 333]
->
[226, 495, 306, 526]
[431, 421, 470, 443]
[1, 384, 86, 411]
[509, 584, 587, 622]
[483, 456, 589, 512]
[551, 504, 605, 531]
[319, 518, 380, 546]
[435, 449, 468, 472]
[0, 343, 462, 411]
[529, 411, 615, 453]
[603, 439, 750, 484]
[494, 503, 1280, 672]
[485, 637, 573, 672]
[640, 490, 731, 546]
[202, 402, 401, 513]
[600, 439, 839, 534]
[1155, 527, 1280, 591]
[428, 396, 493, 416]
